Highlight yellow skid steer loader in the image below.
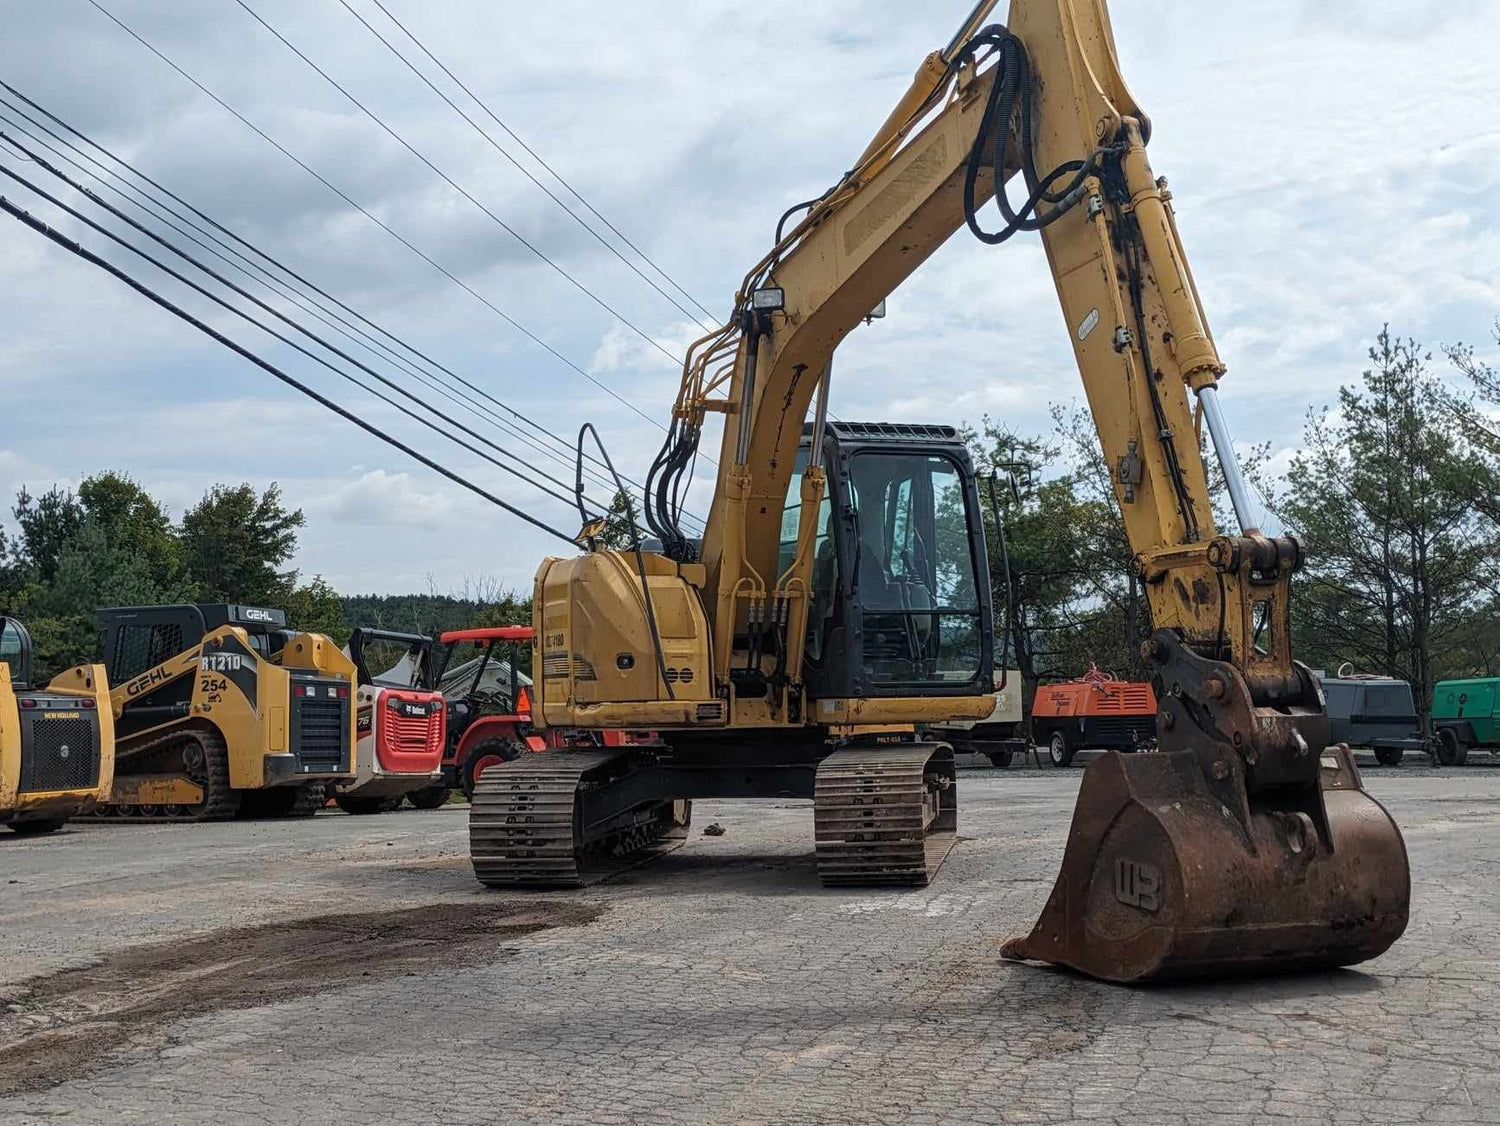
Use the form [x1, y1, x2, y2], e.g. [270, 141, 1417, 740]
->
[86, 604, 355, 821]
[1, 616, 113, 834]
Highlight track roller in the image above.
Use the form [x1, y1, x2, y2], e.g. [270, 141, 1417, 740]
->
[82, 729, 240, 823]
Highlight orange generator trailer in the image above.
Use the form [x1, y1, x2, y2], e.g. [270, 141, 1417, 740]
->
[1031, 666, 1157, 767]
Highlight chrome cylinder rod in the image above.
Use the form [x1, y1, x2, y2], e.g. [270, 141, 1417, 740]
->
[808, 361, 832, 470]
[944, 0, 1003, 60]
[1197, 383, 1255, 534]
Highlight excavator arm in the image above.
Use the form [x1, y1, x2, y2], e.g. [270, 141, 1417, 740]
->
[634, 0, 1409, 980]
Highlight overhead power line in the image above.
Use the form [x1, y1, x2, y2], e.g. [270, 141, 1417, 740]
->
[0, 103, 581, 494]
[0, 87, 705, 528]
[0, 193, 579, 547]
[339, 0, 720, 329]
[231, 0, 687, 369]
[0, 159, 606, 526]
[0, 131, 632, 522]
[81, 0, 679, 439]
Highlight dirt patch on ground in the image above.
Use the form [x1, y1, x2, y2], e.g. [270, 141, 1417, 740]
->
[0, 900, 599, 1096]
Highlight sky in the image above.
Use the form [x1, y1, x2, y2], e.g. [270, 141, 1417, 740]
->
[0, 0, 1495, 596]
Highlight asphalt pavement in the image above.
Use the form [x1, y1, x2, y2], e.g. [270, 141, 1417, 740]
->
[1, 754, 1496, 1125]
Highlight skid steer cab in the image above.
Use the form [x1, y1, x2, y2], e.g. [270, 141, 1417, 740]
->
[0, 616, 114, 835]
[89, 604, 356, 822]
[332, 628, 446, 815]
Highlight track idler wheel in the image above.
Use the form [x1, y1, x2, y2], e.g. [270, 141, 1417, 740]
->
[1001, 745, 1410, 982]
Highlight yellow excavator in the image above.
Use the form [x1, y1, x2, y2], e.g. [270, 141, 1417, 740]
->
[0, 616, 114, 833]
[474, 0, 1411, 982]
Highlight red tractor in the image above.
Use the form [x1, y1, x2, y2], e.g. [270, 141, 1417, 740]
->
[405, 626, 637, 806]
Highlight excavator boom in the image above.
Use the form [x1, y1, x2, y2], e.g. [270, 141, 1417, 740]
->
[989, 0, 1411, 979]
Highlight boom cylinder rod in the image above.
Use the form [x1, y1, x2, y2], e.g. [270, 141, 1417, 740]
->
[736, 323, 761, 466]
[808, 361, 832, 469]
[944, 0, 1004, 60]
[1197, 384, 1255, 534]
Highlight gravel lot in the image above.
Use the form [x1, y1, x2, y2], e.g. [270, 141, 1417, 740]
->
[1, 754, 1497, 1125]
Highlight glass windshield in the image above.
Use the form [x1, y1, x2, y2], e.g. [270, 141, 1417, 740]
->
[0, 620, 24, 685]
[848, 452, 982, 687]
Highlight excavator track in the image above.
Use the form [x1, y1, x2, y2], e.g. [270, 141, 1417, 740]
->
[80, 728, 241, 823]
[470, 750, 687, 888]
[813, 743, 957, 887]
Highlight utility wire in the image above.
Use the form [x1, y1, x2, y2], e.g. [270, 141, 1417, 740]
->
[80, 0, 678, 439]
[0, 162, 602, 528]
[0, 193, 578, 546]
[0, 106, 579, 493]
[338, 0, 718, 330]
[0, 84, 702, 521]
[0, 94, 704, 527]
[364, 0, 718, 325]
[0, 132, 635, 522]
[231, 0, 687, 370]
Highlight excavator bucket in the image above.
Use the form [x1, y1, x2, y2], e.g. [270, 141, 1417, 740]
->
[1001, 744, 1409, 983]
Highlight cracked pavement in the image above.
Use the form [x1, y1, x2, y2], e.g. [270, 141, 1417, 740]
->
[1, 755, 1496, 1125]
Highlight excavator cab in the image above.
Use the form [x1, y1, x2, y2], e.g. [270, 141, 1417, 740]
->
[786, 422, 991, 704]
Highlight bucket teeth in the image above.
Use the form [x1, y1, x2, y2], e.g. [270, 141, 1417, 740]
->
[814, 743, 957, 887]
[1002, 745, 1410, 983]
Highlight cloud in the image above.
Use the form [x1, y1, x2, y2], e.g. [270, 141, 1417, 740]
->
[314, 468, 460, 529]
[0, 0, 1493, 593]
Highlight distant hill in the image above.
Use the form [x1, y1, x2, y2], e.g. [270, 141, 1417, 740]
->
[339, 591, 529, 639]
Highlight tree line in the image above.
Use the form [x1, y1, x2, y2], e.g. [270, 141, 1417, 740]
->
[973, 322, 1500, 726]
[4, 322, 1497, 724]
[0, 475, 527, 678]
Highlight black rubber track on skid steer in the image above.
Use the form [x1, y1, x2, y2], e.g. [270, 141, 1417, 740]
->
[80, 728, 240, 823]
[813, 743, 958, 887]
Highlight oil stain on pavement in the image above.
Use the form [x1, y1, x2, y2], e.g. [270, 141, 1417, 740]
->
[0, 900, 599, 1096]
